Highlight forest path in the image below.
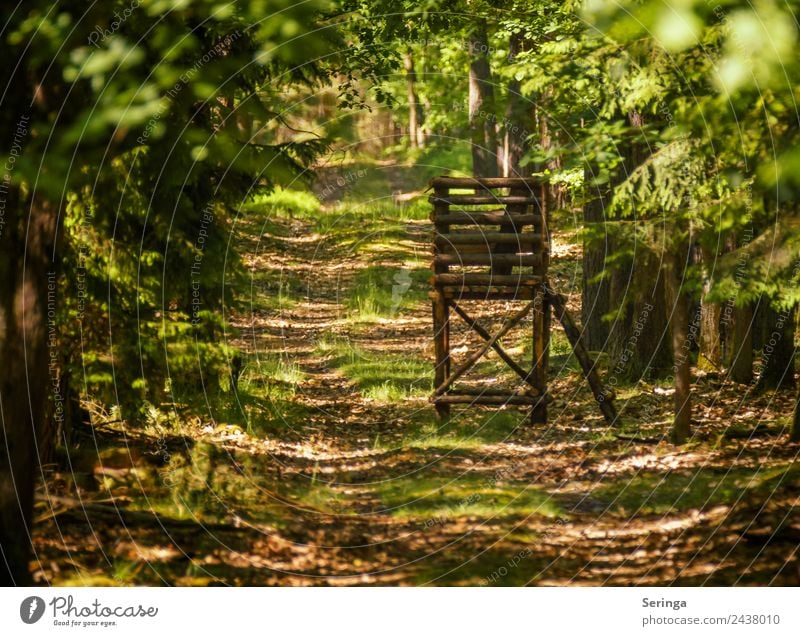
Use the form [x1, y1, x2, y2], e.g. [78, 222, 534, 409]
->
[203, 182, 799, 585]
[32, 163, 799, 586]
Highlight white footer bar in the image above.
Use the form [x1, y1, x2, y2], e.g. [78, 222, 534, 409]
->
[2, 587, 796, 635]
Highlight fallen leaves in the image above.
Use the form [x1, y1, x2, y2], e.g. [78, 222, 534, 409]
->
[30, 208, 800, 587]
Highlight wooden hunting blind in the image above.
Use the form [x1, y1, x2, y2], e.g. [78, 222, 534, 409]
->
[428, 176, 617, 425]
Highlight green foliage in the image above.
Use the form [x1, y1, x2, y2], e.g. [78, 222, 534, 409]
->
[7, 0, 800, 432]
[246, 188, 323, 218]
[578, 0, 800, 308]
[1, 0, 343, 426]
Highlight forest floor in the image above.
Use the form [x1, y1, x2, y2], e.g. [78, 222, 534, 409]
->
[33, 155, 800, 586]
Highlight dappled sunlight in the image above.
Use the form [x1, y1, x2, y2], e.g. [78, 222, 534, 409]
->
[31, 149, 800, 588]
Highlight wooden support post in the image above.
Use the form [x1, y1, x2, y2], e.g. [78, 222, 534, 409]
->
[432, 182, 451, 420]
[526, 179, 548, 424]
[531, 285, 548, 424]
[432, 290, 450, 420]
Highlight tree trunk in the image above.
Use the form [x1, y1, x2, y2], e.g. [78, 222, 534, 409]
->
[582, 165, 611, 353]
[609, 249, 672, 380]
[728, 303, 754, 383]
[756, 303, 796, 391]
[503, 32, 531, 178]
[601, 111, 672, 379]
[468, 21, 498, 178]
[664, 248, 692, 444]
[792, 387, 800, 441]
[698, 254, 722, 372]
[492, 34, 532, 276]
[403, 51, 423, 149]
[0, 190, 57, 584]
[592, 259, 673, 386]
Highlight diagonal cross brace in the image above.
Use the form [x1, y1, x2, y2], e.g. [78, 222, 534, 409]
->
[432, 301, 534, 398]
[545, 286, 618, 425]
[449, 301, 535, 387]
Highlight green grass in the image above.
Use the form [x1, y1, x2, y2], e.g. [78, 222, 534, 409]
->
[381, 142, 473, 182]
[341, 350, 430, 401]
[316, 337, 430, 402]
[409, 541, 552, 586]
[242, 268, 305, 311]
[178, 350, 313, 436]
[244, 187, 322, 218]
[235, 354, 304, 399]
[589, 464, 800, 516]
[313, 333, 354, 355]
[392, 410, 527, 450]
[312, 203, 428, 240]
[393, 197, 430, 220]
[345, 264, 429, 322]
[281, 480, 355, 515]
[519, 329, 579, 374]
[378, 473, 561, 521]
[136, 442, 333, 526]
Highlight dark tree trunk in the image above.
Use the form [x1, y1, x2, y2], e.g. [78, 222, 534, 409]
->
[536, 96, 565, 212]
[699, 295, 722, 370]
[604, 251, 673, 381]
[468, 21, 498, 178]
[582, 164, 611, 353]
[756, 303, 796, 391]
[601, 111, 672, 379]
[0, 191, 57, 584]
[491, 34, 533, 277]
[698, 248, 722, 371]
[728, 303, 754, 383]
[611, 249, 672, 379]
[404, 51, 423, 149]
[664, 247, 692, 444]
[503, 32, 531, 178]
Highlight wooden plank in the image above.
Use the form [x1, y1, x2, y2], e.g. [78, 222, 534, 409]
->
[495, 184, 537, 276]
[441, 285, 536, 293]
[434, 395, 546, 405]
[433, 211, 542, 226]
[546, 287, 618, 425]
[450, 301, 534, 386]
[432, 302, 533, 398]
[434, 253, 542, 267]
[430, 176, 542, 189]
[436, 244, 548, 257]
[441, 292, 535, 300]
[440, 286, 536, 299]
[435, 232, 544, 246]
[433, 274, 543, 286]
[446, 386, 541, 397]
[429, 195, 538, 206]
[437, 243, 535, 255]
